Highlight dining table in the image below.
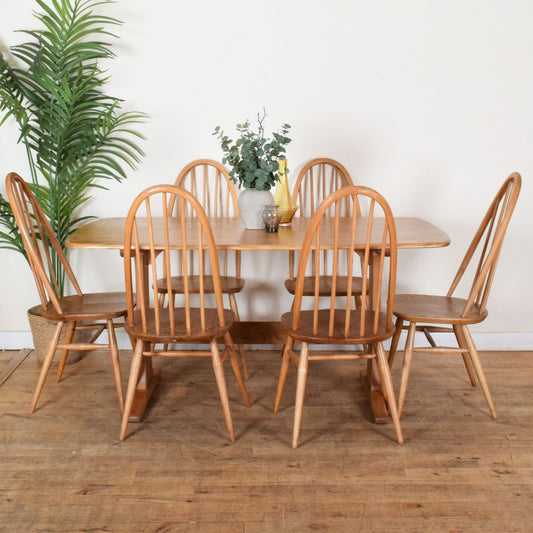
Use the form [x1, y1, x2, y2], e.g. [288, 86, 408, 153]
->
[66, 215, 450, 423]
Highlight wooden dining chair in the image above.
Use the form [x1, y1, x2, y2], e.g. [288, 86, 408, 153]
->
[155, 160, 249, 377]
[5, 172, 127, 414]
[274, 185, 403, 448]
[285, 158, 363, 301]
[120, 184, 250, 442]
[388, 172, 522, 419]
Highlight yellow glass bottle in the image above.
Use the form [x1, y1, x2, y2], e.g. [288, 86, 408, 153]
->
[274, 158, 298, 225]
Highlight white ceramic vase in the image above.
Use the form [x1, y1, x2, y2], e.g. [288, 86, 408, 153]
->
[238, 188, 275, 230]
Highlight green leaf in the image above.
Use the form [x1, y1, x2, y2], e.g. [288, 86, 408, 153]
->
[0, 0, 146, 294]
[214, 109, 290, 190]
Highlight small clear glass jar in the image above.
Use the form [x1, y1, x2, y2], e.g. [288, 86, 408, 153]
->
[262, 204, 282, 232]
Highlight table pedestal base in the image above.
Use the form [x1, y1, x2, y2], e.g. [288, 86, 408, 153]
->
[230, 320, 287, 345]
[360, 360, 389, 424]
[128, 359, 159, 422]
[129, 320, 390, 425]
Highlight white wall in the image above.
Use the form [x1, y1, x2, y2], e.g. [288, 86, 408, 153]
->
[0, 0, 531, 348]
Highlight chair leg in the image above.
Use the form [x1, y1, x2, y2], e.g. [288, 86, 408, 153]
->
[453, 324, 477, 386]
[228, 293, 248, 379]
[461, 325, 497, 419]
[210, 339, 235, 442]
[107, 319, 124, 414]
[388, 318, 403, 367]
[292, 342, 309, 449]
[120, 338, 145, 440]
[127, 333, 136, 351]
[274, 336, 294, 414]
[56, 321, 76, 382]
[161, 292, 171, 351]
[158, 292, 166, 308]
[31, 321, 64, 413]
[375, 343, 404, 444]
[398, 321, 417, 417]
[223, 332, 250, 407]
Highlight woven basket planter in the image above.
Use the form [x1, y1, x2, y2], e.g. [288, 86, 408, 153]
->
[27, 305, 93, 366]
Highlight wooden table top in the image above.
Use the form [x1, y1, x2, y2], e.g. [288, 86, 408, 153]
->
[66, 216, 450, 251]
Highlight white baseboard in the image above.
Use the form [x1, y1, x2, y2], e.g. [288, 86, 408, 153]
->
[381, 331, 533, 351]
[1, 330, 532, 351]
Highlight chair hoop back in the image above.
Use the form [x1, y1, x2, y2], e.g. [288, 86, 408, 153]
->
[291, 185, 397, 339]
[447, 173, 521, 316]
[292, 158, 360, 217]
[170, 159, 240, 279]
[123, 184, 226, 336]
[5, 172, 82, 314]
[169, 159, 239, 218]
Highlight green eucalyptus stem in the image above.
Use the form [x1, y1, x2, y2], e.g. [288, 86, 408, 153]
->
[214, 109, 291, 191]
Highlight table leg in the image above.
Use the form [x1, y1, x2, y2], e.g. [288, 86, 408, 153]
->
[128, 250, 159, 422]
[361, 358, 389, 424]
[128, 356, 159, 422]
[231, 314, 390, 425]
[360, 251, 390, 424]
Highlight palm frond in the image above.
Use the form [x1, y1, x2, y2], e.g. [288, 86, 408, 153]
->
[0, 195, 27, 260]
[0, 0, 146, 294]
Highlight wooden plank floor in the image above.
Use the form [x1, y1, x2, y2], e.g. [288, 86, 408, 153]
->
[0, 348, 532, 532]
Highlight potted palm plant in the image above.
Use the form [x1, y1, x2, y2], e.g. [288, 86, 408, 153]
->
[214, 109, 291, 229]
[0, 0, 146, 362]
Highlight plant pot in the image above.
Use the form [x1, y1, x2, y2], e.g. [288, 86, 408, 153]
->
[27, 305, 93, 366]
[238, 188, 275, 229]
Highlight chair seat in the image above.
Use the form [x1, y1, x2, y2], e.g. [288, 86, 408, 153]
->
[281, 309, 394, 344]
[156, 275, 245, 294]
[393, 294, 488, 325]
[125, 307, 235, 343]
[284, 276, 363, 296]
[35, 292, 129, 322]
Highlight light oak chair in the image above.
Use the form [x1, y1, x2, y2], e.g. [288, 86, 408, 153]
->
[274, 185, 403, 448]
[388, 172, 522, 419]
[155, 160, 249, 377]
[120, 184, 250, 442]
[285, 158, 363, 300]
[5, 172, 127, 414]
